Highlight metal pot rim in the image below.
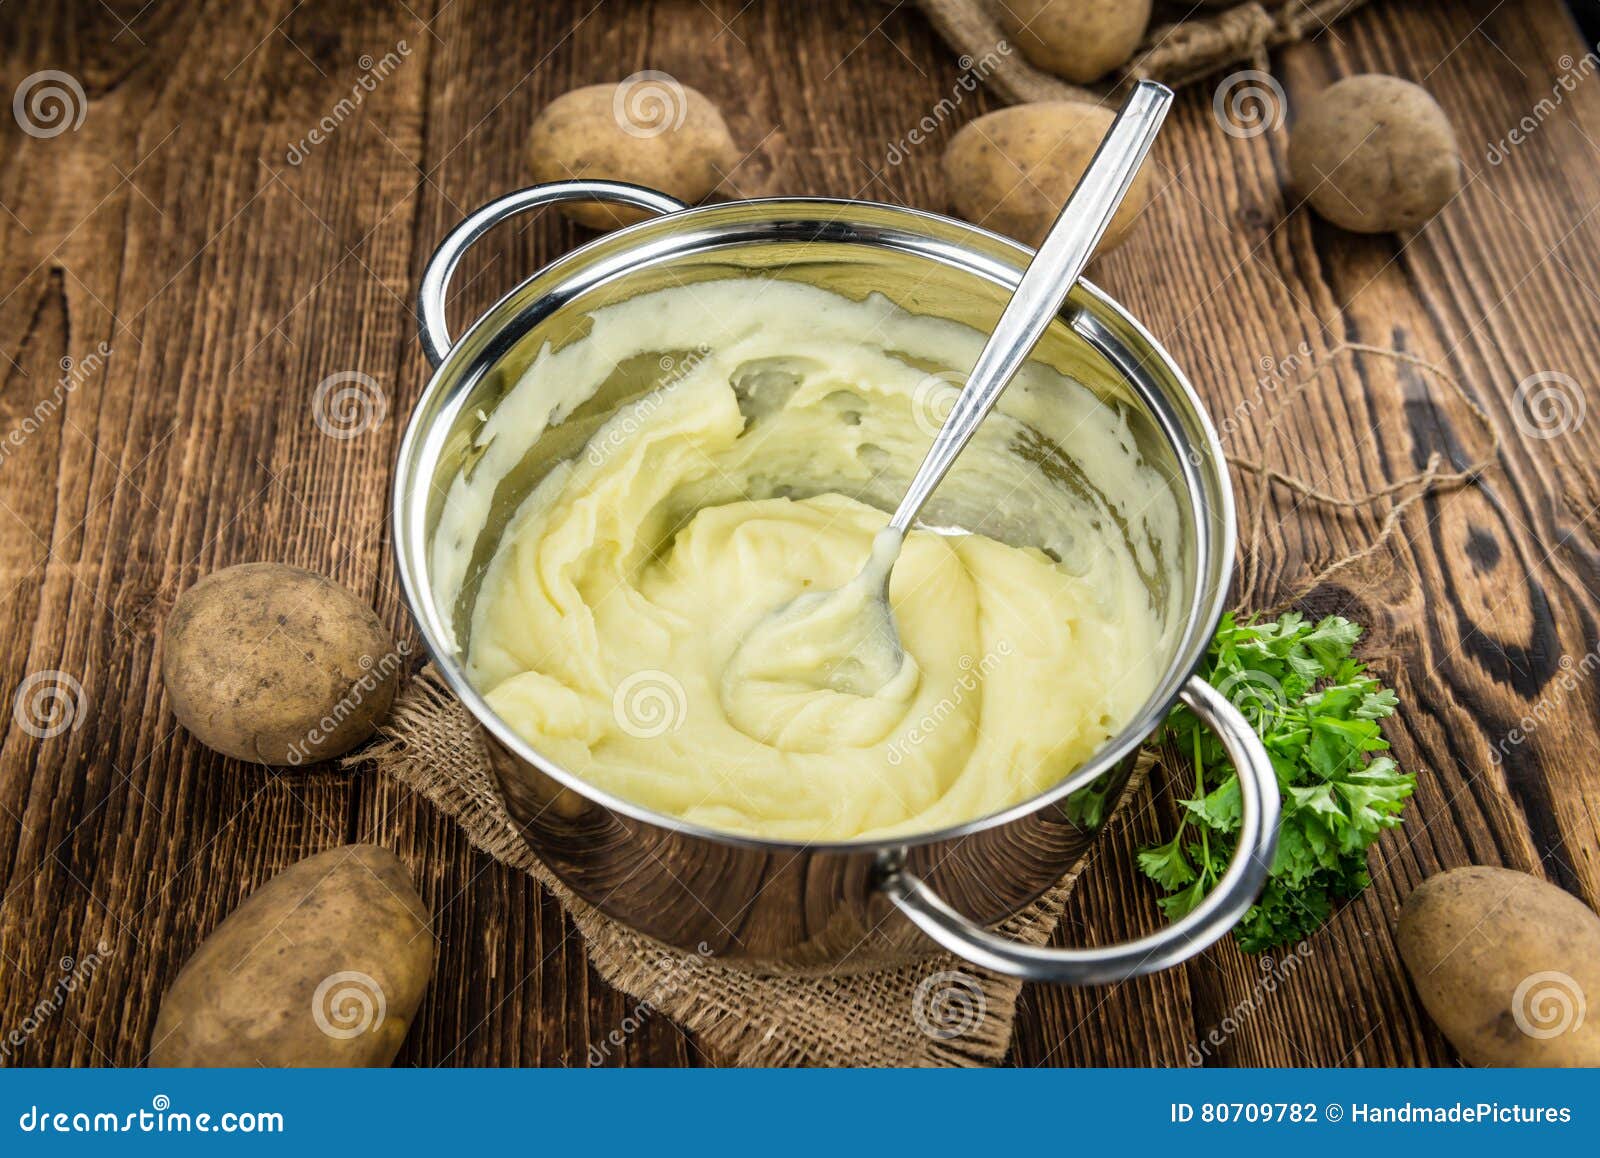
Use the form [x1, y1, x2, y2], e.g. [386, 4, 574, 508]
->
[393, 190, 1236, 855]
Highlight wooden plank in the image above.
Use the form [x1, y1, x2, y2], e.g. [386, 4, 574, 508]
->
[0, 0, 426, 1064]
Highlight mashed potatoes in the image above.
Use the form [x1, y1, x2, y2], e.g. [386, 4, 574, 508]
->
[446, 279, 1174, 841]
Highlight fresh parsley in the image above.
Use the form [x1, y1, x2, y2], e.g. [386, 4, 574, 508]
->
[1137, 612, 1415, 952]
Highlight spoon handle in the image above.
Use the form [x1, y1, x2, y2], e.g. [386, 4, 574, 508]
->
[888, 80, 1174, 534]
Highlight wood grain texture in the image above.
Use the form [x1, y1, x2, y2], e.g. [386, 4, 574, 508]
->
[1, 0, 1597, 1067]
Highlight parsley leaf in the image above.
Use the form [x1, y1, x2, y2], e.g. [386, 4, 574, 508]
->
[1139, 612, 1415, 952]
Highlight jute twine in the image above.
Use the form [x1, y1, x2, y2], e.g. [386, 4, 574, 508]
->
[915, 0, 1373, 104]
[1232, 342, 1501, 612]
[362, 668, 1156, 1067]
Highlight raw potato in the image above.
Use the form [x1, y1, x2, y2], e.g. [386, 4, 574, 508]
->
[1001, 0, 1151, 84]
[162, 562, 400, 766]
[529, 80, 739, 231]
[151, 845, 433, 1067]
[1397, 865, 1600, 1066]
[1288, 74, 1461, 233]
[942, 101, 1153, 251]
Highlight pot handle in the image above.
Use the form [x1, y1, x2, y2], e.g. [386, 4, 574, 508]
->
[878, 674, 1282, 985]
[416, 180, 691, 367]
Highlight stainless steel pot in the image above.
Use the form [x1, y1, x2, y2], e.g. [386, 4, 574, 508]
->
[394, 180, 1281, 984]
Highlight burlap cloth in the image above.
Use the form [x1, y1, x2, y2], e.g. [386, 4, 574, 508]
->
[364, 667, 1156, 1066]
[917, 0, 1371, 103]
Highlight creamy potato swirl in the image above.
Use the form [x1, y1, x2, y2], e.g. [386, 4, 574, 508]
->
[442, 279, 1175, 841]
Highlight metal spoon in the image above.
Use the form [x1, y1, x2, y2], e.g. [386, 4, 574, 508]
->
[734, 81, 1174, 699]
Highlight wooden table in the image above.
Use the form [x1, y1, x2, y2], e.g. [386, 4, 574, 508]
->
[3, 0, 1599, 1067]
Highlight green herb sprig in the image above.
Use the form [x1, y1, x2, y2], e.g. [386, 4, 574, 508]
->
[1138, 612, 1415, 952]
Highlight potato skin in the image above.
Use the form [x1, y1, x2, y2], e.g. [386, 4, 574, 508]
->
[1397, 866, 1600, 1066]
[162, 563, 400, 766]
[942, 102, 1153, 251]
[529, 80, 739, 231]
[1001, 0, 1151, 85]
[151, 845, 433, 1067]
[1288, 74, 1460, 233]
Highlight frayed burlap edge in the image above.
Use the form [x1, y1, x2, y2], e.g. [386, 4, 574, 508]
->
[357, 667, 1154, 1067]
[916, 0, 1372, 105]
